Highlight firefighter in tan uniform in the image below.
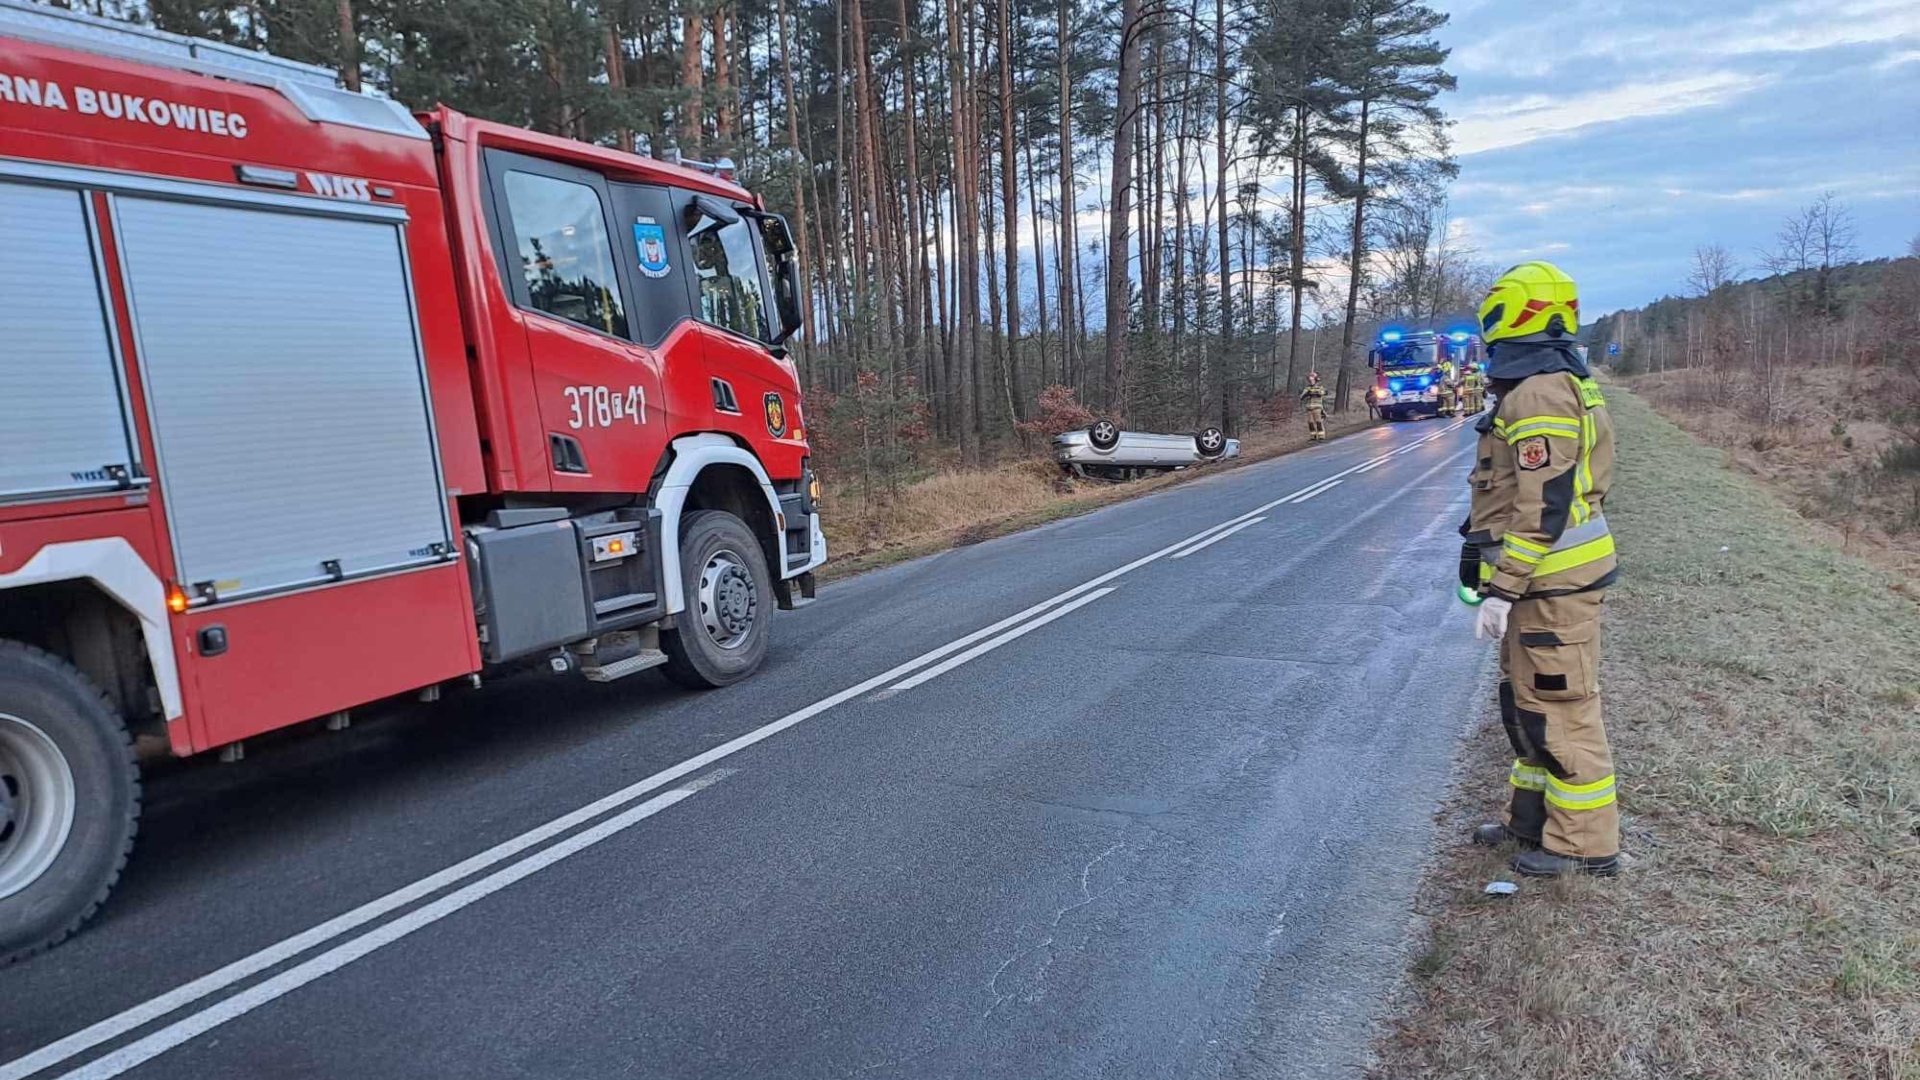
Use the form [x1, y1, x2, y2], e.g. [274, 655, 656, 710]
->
[1460, 261, 1620, 877]
[1462, 367, 1485, 414]
[1300, 372, 1328, 441]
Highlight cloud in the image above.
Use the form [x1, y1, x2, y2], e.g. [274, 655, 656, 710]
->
[1435, 0, 1920, 313]
[1451, 71, 1773, 156]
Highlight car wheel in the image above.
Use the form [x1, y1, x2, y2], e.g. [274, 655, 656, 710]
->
[1195, 427, 1227, 458]
[0, 642, 139, 966]
[662, 511, 774, 690]
[1088, 419, 1121, 451]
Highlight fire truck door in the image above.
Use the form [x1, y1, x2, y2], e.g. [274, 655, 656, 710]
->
[668, 189, 790, 448]
[486, 152, 662, 494]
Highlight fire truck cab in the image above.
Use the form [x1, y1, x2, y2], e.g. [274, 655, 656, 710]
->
[0, 0, 822, 961]
[1366, 329, 1483, 421]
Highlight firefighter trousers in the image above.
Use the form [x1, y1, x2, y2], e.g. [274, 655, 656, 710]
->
[1497, 589, 1619, 859]
[1306, 406, 1325, 438]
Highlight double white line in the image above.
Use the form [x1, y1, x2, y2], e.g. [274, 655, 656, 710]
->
[5, 419, 1474, 1080]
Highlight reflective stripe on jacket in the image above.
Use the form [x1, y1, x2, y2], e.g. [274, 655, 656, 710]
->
[1469, 373, 1616, 600]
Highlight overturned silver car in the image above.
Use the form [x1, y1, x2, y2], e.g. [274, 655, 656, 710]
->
[1054, 419, 1238, 481]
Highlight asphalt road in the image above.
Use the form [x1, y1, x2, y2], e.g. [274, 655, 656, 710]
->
[1, 416, 1490, 1080]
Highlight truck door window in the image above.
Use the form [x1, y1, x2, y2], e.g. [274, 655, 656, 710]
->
[687, 214, 770, 343]
[501, 171, 628, 338]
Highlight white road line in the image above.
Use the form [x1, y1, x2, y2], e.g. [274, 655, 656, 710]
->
[887, 588, 1116, 692]
[1288, 480, 1343, 503]
[1168, 517, 1266, 559]
[7, 417, 1484, 1080]
[1280, 478, 1343, 504]
[0, 481, 1293, 1080]
[57, 769, 735, 1080]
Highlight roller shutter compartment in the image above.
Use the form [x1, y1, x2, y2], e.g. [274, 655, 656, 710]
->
[0, 183, 136, 502]
[114, 197, 451, 601]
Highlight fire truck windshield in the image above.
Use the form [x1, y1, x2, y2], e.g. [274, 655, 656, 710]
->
[1380, 340, 1439, 368]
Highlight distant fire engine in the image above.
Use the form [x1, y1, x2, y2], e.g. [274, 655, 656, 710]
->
[1366, 328, 1484, 421]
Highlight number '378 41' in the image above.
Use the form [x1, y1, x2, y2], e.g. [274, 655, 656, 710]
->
[565, 385, 648, 429]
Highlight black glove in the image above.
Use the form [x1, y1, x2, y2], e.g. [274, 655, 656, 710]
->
[1458, 541, 1482, 591]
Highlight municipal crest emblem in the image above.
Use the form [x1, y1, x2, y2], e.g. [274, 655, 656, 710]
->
[1516, 436, 1550, 471]
[633, 220, 671, 279]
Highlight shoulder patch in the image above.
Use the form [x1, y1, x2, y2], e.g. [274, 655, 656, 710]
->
[1516, 436, 1551, 471]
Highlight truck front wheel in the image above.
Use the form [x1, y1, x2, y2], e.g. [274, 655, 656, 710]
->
[661, 511, 774, 689]
[0, 641, 139, 966]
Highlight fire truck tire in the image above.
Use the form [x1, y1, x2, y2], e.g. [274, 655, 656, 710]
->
[662, 511, 773, 690]
[0, 641, 139, 967]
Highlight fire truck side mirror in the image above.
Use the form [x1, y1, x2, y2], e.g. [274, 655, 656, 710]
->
[759, 214, 805, 346]
[685, 194, 742, 232]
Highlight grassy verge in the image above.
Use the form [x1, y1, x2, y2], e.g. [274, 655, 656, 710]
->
[1371, 386, 1920, 1079]
[1627, 367, 1920, 580]
[815, 408, 1379, 582]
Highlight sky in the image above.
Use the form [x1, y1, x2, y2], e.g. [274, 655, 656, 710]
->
[1436, 0, 1920, 315]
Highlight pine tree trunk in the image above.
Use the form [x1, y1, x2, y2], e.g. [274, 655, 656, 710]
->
[1104, 0, 1142, 412]
[1213, 0, 1231, 431]
[948, 0, 979, 463]
[713, 6, 734, 144]
[680, 9, 705, 151]
[604, 23, 631, 153]
[1056, 0, 1077, 391]
[1337, 95, 1370, 413]
[774, 0, 813, 378]
[898, 0, 928, 387]
[1285, 102, 1307, 391]
[998, 0, 1023, 421]
[335, 0, 360, 92]
[1023, 120, 1051, 382]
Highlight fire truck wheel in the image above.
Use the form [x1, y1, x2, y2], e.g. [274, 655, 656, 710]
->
[662, 511, 773, 690]
[0, 641, 139, 967]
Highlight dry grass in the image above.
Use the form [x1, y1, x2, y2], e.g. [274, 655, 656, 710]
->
[1630, 366, 1920, 580]
[1372, 386, 1920, 1080]
[815, 408, 1379, 581]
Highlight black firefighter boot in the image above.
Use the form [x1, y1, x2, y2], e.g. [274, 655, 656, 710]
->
[1472, 682, 1545, 850]
[1512, 848, 1620, 878]
[1471, 822, 1539, 848]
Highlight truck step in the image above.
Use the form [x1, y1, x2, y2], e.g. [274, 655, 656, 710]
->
[581, 649, 668, 682]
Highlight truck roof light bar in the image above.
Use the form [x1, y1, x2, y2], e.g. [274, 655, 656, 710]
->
[658, 147, 738, 182]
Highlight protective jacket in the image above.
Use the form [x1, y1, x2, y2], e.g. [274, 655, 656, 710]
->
[1463, 371, 1616, 601]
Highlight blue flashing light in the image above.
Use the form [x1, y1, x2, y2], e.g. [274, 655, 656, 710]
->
[1388, 379, 1404, 393]
[1418, 375, 1432, 388]
[1381, 330, 1402, 342]
[1450, 331, 1469, 343]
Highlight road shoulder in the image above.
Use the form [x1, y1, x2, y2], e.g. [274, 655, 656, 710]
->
[1367, 386, 1920, 1077]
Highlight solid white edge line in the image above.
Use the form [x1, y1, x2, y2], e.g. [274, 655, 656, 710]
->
[1, 476, 1288, 1080]
[888, 588, 1116, 692]
[1290, 480, 1343, 503]
[58, 770, 735, 1080]
[1168, 517, 1266, 559]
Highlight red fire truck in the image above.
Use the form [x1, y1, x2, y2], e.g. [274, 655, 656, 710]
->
[0, 0, 825, 961]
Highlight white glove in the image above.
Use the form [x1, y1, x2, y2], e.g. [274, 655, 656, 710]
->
[1474, 596, 1512, 641]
